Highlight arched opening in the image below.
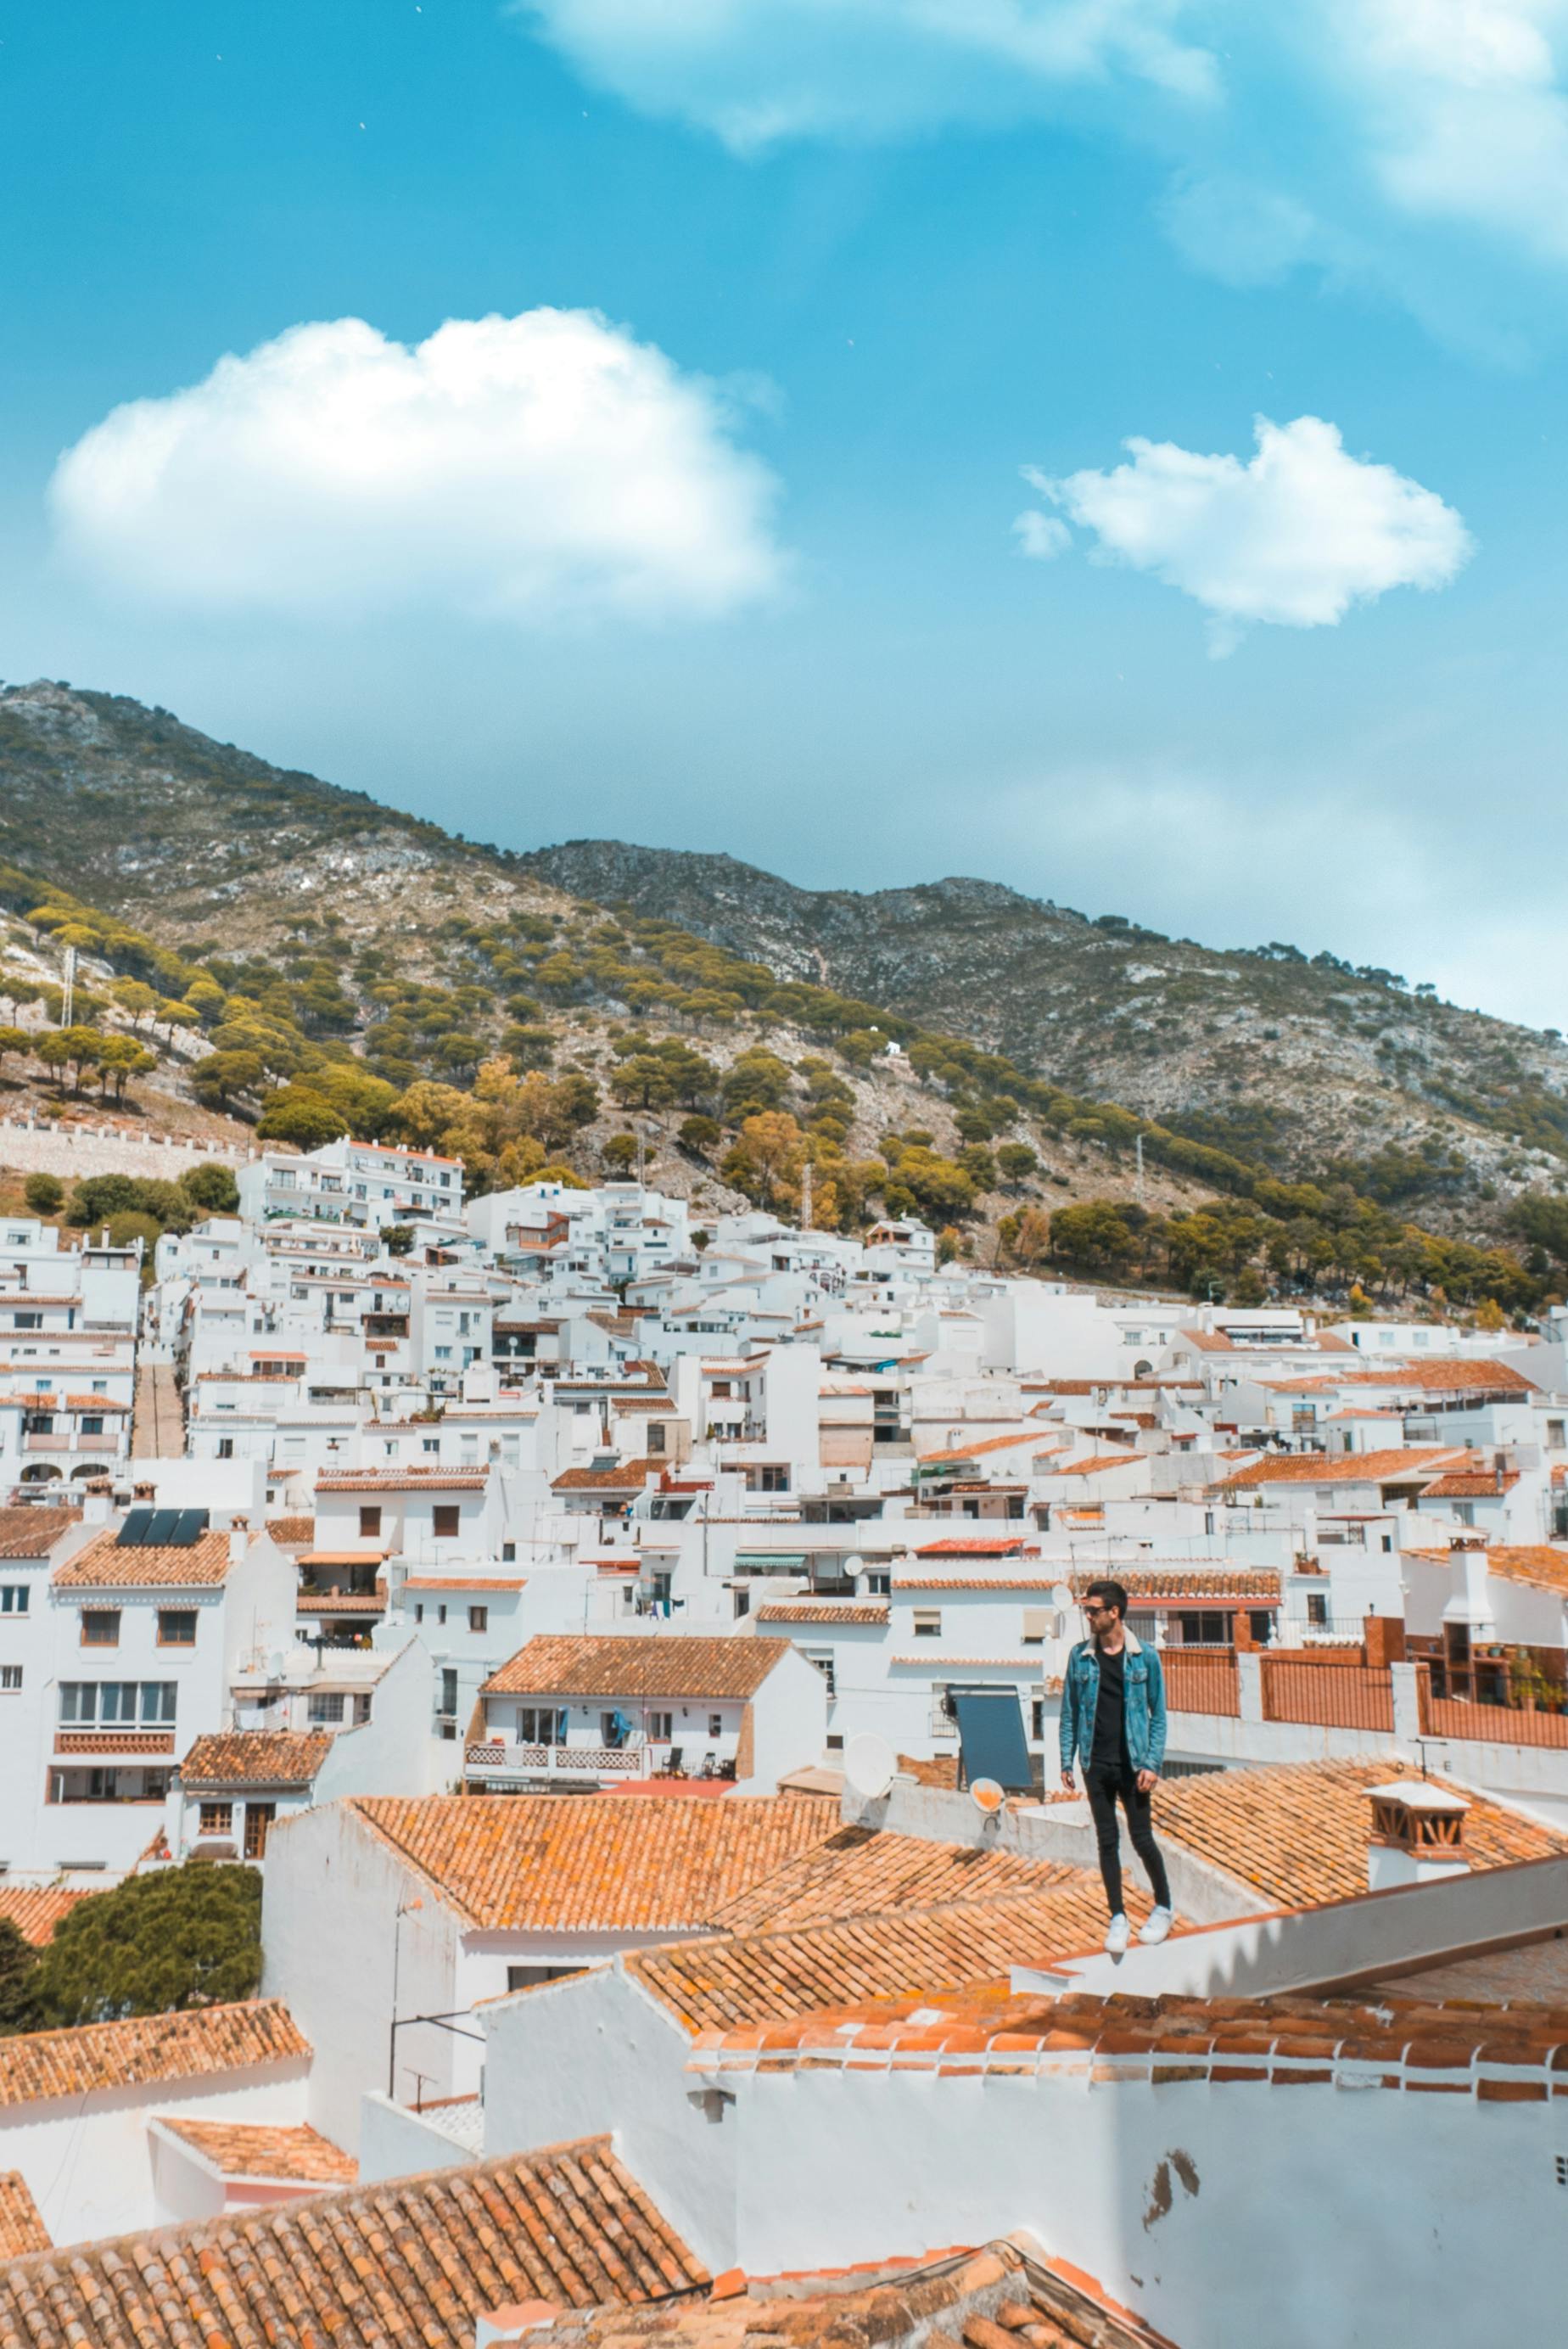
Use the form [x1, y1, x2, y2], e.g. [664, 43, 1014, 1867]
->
[20, 1461, 62, 1483]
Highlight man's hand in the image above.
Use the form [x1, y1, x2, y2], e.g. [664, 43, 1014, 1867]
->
[1136, 1769, 1157, 1792]
[1060, 1771, 1076, 1794]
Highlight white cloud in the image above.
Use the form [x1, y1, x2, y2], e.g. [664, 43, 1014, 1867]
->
[49, 309, 784, 625]
[515, 2, 1568, 340]
[1016, 416, 1473, 653]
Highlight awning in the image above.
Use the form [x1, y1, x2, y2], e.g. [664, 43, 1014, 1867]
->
[734, 1552, 808, 1569]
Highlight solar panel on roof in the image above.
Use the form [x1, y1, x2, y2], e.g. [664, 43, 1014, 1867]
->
[115, 1507, 154, 1549]
[951, 1688, 1034, 1793]
[166, 1509, 210, 1546]
[142, 1509, 180, 1547]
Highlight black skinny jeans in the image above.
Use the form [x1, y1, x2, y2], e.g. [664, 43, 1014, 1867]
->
[1084, 1758, 1170, 1916]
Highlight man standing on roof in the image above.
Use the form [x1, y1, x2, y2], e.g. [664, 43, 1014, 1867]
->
[1060, 1578, 1173, 1954]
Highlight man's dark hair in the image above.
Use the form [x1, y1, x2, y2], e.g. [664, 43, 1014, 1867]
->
[1084, 1578, 1128, 1620]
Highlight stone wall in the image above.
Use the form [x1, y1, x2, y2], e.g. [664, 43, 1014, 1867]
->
[0, 1119, 253, 1182]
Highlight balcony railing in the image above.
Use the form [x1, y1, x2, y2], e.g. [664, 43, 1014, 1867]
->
[1261, 1657, 1394, 1733]
[463, 1739, 647, 1780]
[1162, 1647, 1240, 1718]
[54, 1730, 176, 1756]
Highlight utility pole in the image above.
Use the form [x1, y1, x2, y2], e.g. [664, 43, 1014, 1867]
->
[1134, 1131, 1144, 1205]
[800, 1157, 813, 1231]
[59, 945, 76, 1029]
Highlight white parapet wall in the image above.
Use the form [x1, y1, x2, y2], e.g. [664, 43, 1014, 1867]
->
[0, 1120, 252, 1180]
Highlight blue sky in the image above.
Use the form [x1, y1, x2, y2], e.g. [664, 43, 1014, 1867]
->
[4, 3, 1568, 1023]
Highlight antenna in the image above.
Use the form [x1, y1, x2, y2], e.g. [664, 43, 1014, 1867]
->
[843, 1731, 896, 1803]
[59, 944, 76, 1029]
[970, 1776, 1005, 1816]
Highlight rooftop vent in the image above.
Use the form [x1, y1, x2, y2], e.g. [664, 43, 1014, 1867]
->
[1364, 1780, 1470, 1892]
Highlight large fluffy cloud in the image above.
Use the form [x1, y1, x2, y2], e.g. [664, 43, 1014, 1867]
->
[515, 1, 1568, 344]
[1016, 415, 1473, 653]
[49, 309, 784, 623]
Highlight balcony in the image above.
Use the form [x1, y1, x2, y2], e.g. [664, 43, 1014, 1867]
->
[462, 1738, 651, 1786]
[54, 1730, 176, 1757]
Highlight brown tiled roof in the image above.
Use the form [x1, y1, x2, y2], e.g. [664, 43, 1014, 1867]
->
[1336, 1359, 1537, 1394]
[265, 1513, 316, 1544]
[1051, 1453, 1145, 1477]
[688, 1980, 1568, 2104]
[1420, 1471, 1520, 1497]
[1067, 1568, 1281, 1602]
[914, 1536, 1032, 1558]
[629, 1883, 1135, 2035]
[0, 1999, 307, 2109]
[552, 1457, 663, 1492]
[1412, 1542, 1568, 1595]
[482, 1634, 791, 1701]
[708, 1825, 1101, 1935]
[154, 2115, 355, 2184]
[0, 2171, 48, 2258]
[316, 1469, 488, 1490]
[0, 1885, 97, 1947]
[1156, 1758, 1568, 1908]
[348, 1794, 837, 1931]
[754, 1601, 889, 1625]
[0, 1505, 79, 1559]
[53, 1523, 235, 1589]
[0, 2135, 706, 2347]
[1220, 1446, 1466, 1489]
[179, 1731, 333, 1789]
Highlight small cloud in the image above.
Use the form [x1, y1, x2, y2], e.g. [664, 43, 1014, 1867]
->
[1015, 415, 1473, 650]
[1013, 509, 1072, 560]
[49, 308, 786, 626]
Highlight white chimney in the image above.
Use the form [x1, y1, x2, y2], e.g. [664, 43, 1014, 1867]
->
[1364, 1781, 1470, 1892]
[228, 1516, 250, 1566]
[1442, 1533, 1495, 1640]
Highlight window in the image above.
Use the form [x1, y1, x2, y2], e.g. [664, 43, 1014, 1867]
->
[1307, 1593, 1329, 1627]
[518, 1706, 567, 1745]
[79, 1416, 104, 1436]
[1031, 1697, 1046, 1741]
[433, 1505, 460, 1539]
[0, 1586, 30, 1615]
[506, 1963, 585, 1990]
[359, 1505, 383, 1537]
[647, 1711, 674, 1742]
[0, 1667, 20, 1693]
[158, 1611, 197, 1646]
[244, 1802, 277, 1858]
[81, 1610, 120, 1648]
[308, 1692, 346, 1724]
[1022, 1607, 1050, 1644]
[501, 1542, 516, 1562]
[748, 1465, 790, 1493]
[423, 1438, 440, 1455]
[59, 1682, 175, 1724]
[199, 1802, 233, 1837]
[413, 1603, 424, 1623]
[437, 1604, 448, 1625]
[647, 1423, 666, 1454]
[708, 1713, 724, 1738]
[468, 1605, 488, 1633]
[440, 1668, 458, 1716]
[354, 1692, 372, 1724]
[913, 1608, 943, 1638]
[216, 1437, 234, 1460]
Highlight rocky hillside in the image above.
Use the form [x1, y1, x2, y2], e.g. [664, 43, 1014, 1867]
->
[524, 842, 1568, 1205]
[0, 678, 1563, 1277]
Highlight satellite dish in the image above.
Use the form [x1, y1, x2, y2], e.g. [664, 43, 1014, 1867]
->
[844, 1554, 865, 1582]
[970, 1777, 1005, 1815]
[843, 1732, 897, 1802]
[1050, 1584, 1073, 1616]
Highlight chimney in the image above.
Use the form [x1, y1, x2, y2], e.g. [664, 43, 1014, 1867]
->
[1442, 1533, 1495, 1640]
[475, 2305, 559, 2348]
[1363, 1613, 1405, 1668]
[228, 1515, 250, 1565]
[1364, 1781, 1470, 1892]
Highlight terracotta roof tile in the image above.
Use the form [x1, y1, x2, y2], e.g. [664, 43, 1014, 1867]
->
[0, 2135, 704, 2343]
[265, 1513, 316, 1544]
[348, 1794, 837, 1931]
[0, 2171, 48, 2258]
[754, 1601, 889, 1625]
[1335, 1359, 1538, 1394]
[154, 2115, 356, 2184]
[708, 1825, 1101, 1935]
[316, 1468, 488, 1491]
[914, 1537, 1033, 1558]
[53, 1524, 237, 1589]
[1220, 1446, 1467, 1489]
[0, 1885, 98, 1947]
[552, 1458, 665, 1491]
[1411, 1542, 1568, 1595]
[483, 1634, 791, 1701]
[178, 1731, 333, 1789]
[0, 1999, 306, 2109]
[1156, 1758, 1568, 1908]
[0, 1505, 80, 1558]
[1069, 1568, 1282, 1602]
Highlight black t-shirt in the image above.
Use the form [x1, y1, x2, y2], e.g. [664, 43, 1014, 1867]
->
[1090, 1643, 1128, 1769]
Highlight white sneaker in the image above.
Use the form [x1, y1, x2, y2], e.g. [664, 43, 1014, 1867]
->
[1104, 1913, 1130, 1954]
[1139, 1906, 1173, 1946]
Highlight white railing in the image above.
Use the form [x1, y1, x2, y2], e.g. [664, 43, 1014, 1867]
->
[463, 1739, 646, 1780]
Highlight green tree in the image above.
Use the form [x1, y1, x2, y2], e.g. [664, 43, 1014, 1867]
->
[1049, 1201, 1137, 1270]
[384, 1225, 415, 1256]
[255, 1089, 350, 1149]
[21, 1863, 262, 2029]
[179, 1162, 241, 1214]
[996, 1143, 1039, 1189]
[67, 1174, 143, 1227]
[22, 1174, 64, 1216]
[96, 1035, 157, 1101]
[679, 1114, 722, 1158]
[190, 1051, 265, 1110]
[0, 1025, 31, 1076]
[104, 1209, 164, 1256]
[0, 1915, 37, 2032]
[602, 1133, 641, 1176]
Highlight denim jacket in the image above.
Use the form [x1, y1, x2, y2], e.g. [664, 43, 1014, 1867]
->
[1059, 1629, 1167, 1777]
